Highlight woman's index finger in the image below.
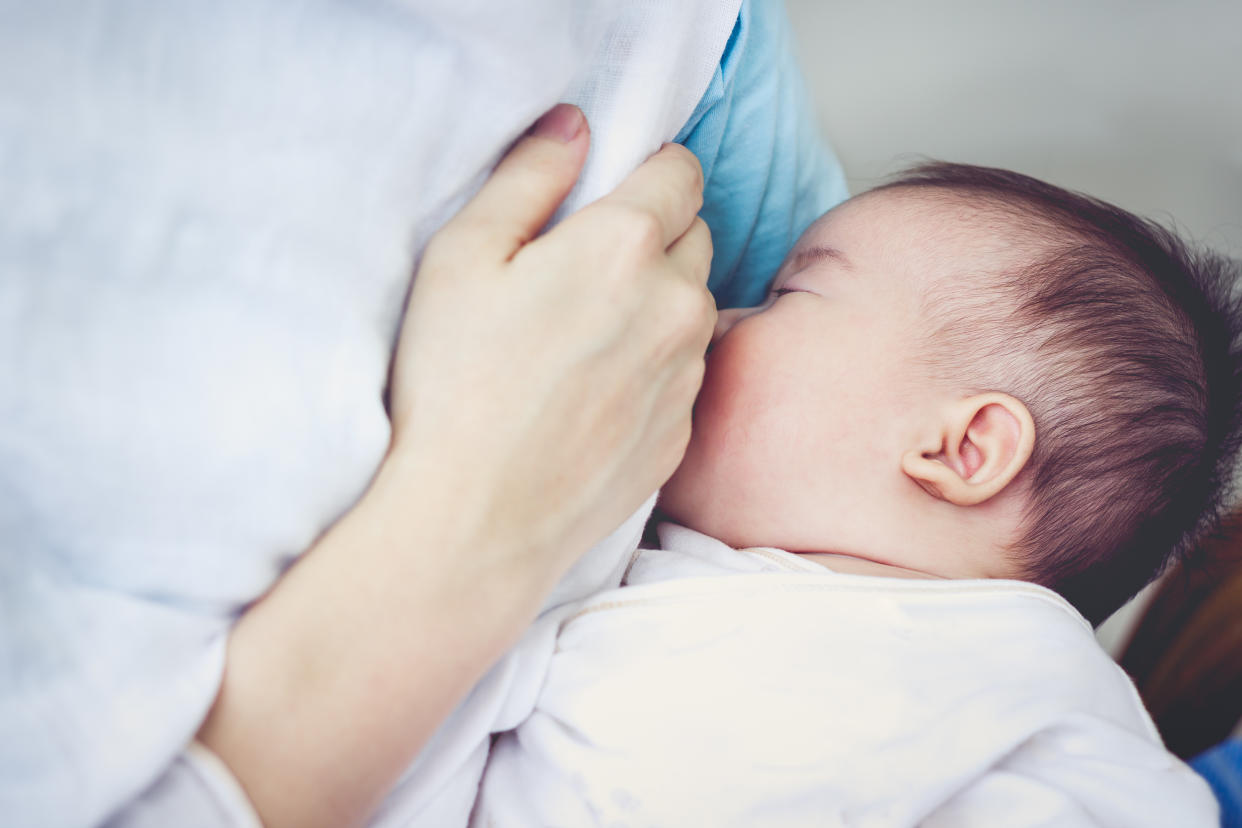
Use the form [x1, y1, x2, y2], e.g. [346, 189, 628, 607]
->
[605, 143, 706, 249]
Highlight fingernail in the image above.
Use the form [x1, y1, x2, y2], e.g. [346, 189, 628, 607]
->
[530, 104, 585, 143]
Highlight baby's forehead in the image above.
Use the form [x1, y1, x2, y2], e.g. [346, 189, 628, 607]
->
[823, 186, 1031, 240]
[794, 188, 1041, 288]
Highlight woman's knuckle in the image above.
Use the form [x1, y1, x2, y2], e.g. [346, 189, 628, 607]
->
[654, 283, 691, 331]
[680, 183, 704, 224]
[591, 203, 657, 257]
[664, 143, 704, 193]
[668, 281, 714, 335]
[625, 207, 664, 250]
[690, 215, 711, 247]
[677, 357, 706, 397]
[697, 296, 718, 341]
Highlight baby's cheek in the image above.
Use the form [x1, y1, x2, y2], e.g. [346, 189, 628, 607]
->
[662, 325, 791, 530]
[659, 401, 741, 533]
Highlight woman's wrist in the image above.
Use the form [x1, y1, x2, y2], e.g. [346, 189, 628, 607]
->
[197, 444, 550, 828]
[375, 433, 568, 600]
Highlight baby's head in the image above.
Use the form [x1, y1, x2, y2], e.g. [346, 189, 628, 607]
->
[661, 162, 1242, 624]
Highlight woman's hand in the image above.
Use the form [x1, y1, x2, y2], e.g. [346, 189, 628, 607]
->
[389, 103, 715, 579]
[198, 104, 715, 828]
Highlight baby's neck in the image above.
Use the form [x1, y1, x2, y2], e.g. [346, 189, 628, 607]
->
[800, 552, 945, 580]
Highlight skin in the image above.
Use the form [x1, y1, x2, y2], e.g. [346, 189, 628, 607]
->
[197, 105, 717, 828]
[660, 189, 1036, 581]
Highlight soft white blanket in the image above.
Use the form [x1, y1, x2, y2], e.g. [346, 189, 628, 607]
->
[0, 2, 739, 824]
[471, 523, 1219, 827]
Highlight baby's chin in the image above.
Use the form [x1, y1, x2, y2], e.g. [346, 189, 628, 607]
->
[656, 456, 725, 538]
[657, 466, 752, 547]
[658, 406, 773, 545]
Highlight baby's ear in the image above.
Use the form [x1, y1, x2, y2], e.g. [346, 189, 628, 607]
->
[901, 393, 1035, 506]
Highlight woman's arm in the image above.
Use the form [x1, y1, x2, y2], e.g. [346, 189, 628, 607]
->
[197, 106, 715, 828]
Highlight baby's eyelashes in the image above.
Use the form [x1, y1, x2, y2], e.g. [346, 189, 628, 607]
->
[770, 285, 814, 301]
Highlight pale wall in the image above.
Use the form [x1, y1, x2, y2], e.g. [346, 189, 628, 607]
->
[786, 0, 1242, 260]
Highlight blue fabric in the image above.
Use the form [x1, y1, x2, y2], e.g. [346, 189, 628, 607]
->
[1192, 739, 1242, 827]
[676, 0, 849, 309]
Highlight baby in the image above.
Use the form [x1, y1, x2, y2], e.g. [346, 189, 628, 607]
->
[664, 160, 1242, 627]
[465, 163, 1242, 826]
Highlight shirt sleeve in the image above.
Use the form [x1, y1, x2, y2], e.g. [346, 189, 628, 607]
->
[103, 743, 262, 828]
[676, 0, 849, 309]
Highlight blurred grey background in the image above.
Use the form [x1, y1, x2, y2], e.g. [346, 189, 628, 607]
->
[785, 0, 1242, 262]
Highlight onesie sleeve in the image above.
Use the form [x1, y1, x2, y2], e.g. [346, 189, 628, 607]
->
[676, 0, 849, 309]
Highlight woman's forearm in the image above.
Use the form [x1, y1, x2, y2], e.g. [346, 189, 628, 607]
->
[196, 451, 552, 828]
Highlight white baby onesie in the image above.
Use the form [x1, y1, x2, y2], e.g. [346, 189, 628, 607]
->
[473, 523, 1219, 827]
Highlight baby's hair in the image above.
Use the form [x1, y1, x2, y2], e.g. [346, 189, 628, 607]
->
[877, 162, 1242, 626]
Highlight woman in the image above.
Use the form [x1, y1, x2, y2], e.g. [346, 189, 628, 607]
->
[1, 2, 842, 824]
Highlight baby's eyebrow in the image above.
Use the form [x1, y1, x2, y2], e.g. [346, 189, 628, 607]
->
[787, 244, 853, 274]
